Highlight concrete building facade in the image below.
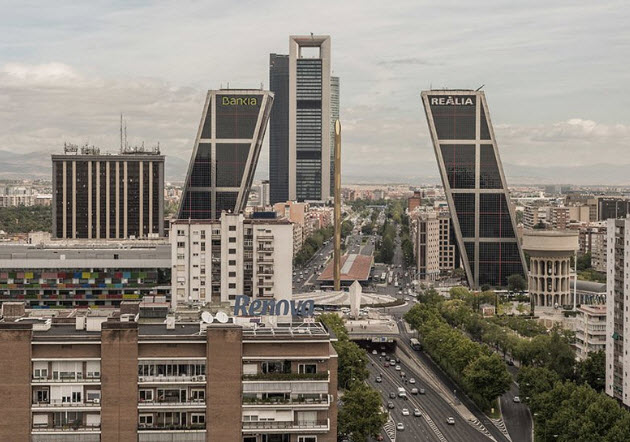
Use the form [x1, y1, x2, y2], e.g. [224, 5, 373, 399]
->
[522, 230, 578, 308]
[574, 304, 606, 361]
[0, 314, 337, 442]
[170, 213, 292, 309]
[411, 210, 440, 281]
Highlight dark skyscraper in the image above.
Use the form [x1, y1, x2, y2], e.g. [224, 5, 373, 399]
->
[52, 147, 164, 239]
[178, 89, 273, 220]
[269, 35, 338, 203]
[421, 90, 526, 288]
[269, 54, 289, 205]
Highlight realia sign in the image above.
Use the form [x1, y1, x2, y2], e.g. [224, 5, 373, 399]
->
[429, 96, 474, 106]
[233, 295, 315, 317]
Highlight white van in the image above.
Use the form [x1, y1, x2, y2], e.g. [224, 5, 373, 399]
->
[397, 387, 407, 398]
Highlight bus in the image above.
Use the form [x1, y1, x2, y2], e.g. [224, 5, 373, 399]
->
[410, 338, 422, 351]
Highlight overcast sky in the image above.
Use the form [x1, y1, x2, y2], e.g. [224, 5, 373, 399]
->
[0, 0, 628, 184]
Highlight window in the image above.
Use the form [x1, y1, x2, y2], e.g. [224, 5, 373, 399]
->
[298, 363, 317, 374]
[177, 230, 185, 236]
[298, 437, 317, 442]
[35, 389, 49, 403]
[86, 390, 101, 402]
[229, 248, 236, 254]
[139, 389, 154, 402]
[191, 389, 205, 402]
[229, 271, 236, 277]
[177, 242, 185, 248]
[229, 260, 236, 266]
[229, 283, 236, 289]
[191, 414, 205, 424]
[34, 368, 48, 379]
[139, 414, 153, 427]
[229, 226, 237, 231]
[229, 237, 236, 243]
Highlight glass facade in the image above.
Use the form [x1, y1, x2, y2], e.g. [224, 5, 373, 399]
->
[269, 54, 290, 204]
[296, 59, 323, 201]
[178, 90, 273, 220]
[424, 91, 525, 287]
[52, 156, 164, 239]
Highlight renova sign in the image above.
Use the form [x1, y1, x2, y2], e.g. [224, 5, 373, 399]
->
[430, 96, 474, 106]
[233, 295, 315, 317]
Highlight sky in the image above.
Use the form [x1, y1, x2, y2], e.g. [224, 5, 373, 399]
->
[0, 0, 629, 184]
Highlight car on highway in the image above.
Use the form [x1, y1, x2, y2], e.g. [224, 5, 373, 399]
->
[381, 352, 386, 357]
[396, 422, 405, 431]
[400, 372, 406, 378]
[395, 357, 400, 363]
[419, 388, 426, 395]
[387, 401, 394, 409]
[414, 408, 421, 417]
[513, 396, 521, 403]
[410, 388, 418, 395]
[401, 408, 409, 416]
[372, 350, 377, 355]
[375, 376, 382, 383]
[389, 392, 396, 399]
[384, 362, 389, 367]
[446, 417, 455, 425]
[395, 365, 401, 371]
[409, 378, 416, 384]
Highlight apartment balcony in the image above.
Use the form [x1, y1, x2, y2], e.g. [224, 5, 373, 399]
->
[243, 372, 329, 381]
[242, 395, 330, 409]
[31, 400, 101, 410]
[258, 280, 274, 288]
[31, 424, 100, 434]
[138, 424, 206, 432]
[242, 419, 330, 433]
[138, 400, 206, 409]
[257, 256, 274, 263]
[32, 375, 100, 384]
[138, 375, 207, 384]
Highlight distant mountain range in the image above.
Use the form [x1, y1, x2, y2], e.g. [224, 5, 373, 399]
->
[1, 149, 628, 186]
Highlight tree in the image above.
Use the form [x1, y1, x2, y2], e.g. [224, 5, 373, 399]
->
[361, 224, 373, 235]
[507, 274, 527, 292]
[341, 220, 354, 238]
[463, 354, 512, 407]
[451, 267, 466, 280]
[318, 313, 348, 340]
[576, 350, 605, 392]
[338, 383, 388, 442]
[377, 236, 395, 264]
[334, 339, 369, 388]
[577, 253, 592, 271]
[517, 366, 560, 400]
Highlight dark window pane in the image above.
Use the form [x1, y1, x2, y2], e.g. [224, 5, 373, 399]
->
[479, 193, 515, 238]
[215, 192, 238, 218]
[181, 191, 212, 219]
[429, 95, 476, 140]
[216, 94, 262, 139]
[190, 144, 212, 187]
[453, 193, 475, 238]
[216, 143, 250, 187]
[480, 106, 491, 140]
[479, 145, 502, 189]
[440, 144, 475, 189]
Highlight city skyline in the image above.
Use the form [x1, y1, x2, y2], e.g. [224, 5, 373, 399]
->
[0, 1, 628, 185]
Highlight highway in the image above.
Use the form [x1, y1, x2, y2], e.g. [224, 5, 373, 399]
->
[366, 351, 496, 442]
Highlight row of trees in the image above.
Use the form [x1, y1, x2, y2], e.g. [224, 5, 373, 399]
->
[318, 314, 387, 441]
[404, 298, 512, 411]
[293, 226, 334, 267]
[0, 205, 51, 234]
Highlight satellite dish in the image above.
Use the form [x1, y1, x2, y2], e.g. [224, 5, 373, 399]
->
[201, 311, 214, 324]
[216, 311, 229, 324]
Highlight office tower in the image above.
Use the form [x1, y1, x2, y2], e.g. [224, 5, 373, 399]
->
[438, 211, 457, 271]
[598, 197, 630, 221]
[52, 147, 164, 239]
[0, 312, 337, 441]
[269, 54, 290, 205]
[606, 218, 630, 406]
[178, 89, 274, 220]
[0, 241, 170, 307]
[421, 90, 527, 288]
[270, 35, 337, 203]
[170, 212, 292, 308]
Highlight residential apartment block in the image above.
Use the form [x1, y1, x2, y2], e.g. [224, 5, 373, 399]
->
[574, 304, 606, 361]
[410, 210, 439, 281]
[0, 308, 337, 442]
[170, 213, 292, 308]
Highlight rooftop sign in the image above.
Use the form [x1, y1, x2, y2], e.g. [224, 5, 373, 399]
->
[233, 295, 314, 317]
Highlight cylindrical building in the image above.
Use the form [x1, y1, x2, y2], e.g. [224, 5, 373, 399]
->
[522, 230, 578, 308]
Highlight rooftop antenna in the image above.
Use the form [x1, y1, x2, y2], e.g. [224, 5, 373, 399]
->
[475, 84, 485, 91]
[124, 119, 128, 149]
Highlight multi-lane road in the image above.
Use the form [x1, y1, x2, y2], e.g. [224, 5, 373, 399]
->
[366, 350, 496, 442]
